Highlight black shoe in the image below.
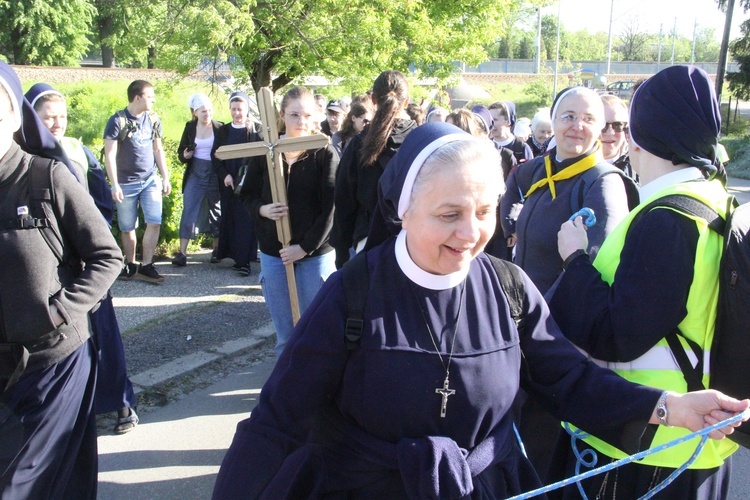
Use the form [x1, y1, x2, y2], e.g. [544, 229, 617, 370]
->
[137, 263, 165, 284]
[171, 252, 187, 266]
[238, 266, 250, 276]
[118, 262, 138, 281]
[210, 250, 219, 264]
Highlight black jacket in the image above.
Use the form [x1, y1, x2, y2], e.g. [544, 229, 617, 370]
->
[239, 144, 339, 257]
[177, 119, 224, 192]
[331, 119, 418, 268]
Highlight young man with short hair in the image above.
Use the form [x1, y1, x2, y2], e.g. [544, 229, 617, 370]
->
[103, 80, 171, 283]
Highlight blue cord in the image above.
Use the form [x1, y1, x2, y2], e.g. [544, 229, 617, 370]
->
[570, 207, 597, 226]
[506, 408, 750, 500]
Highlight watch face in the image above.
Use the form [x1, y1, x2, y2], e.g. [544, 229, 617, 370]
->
[657, 408, 667, 418]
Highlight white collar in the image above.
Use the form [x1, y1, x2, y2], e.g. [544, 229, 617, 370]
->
[231, 122, 246, 129]
[638, 167, 705, 203]
[395, 230, 468, 290]
[494, 137, 513, 148]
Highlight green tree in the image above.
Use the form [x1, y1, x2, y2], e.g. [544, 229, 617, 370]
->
[727, 19, 750, 99]
[498, 36, 513, 59]
[541, 14, 566, 61]
[125, 0, 520, 93]
[693, 28, 721, 62]
[0, 0, 95, 65]
[517, 33, 535, 60]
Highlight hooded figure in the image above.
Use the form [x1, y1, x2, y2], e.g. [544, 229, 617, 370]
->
[548, 65, 739, 499]
[0, 63, 83, 184]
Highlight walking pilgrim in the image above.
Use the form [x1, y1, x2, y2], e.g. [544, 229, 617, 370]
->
[212, 122, 749, 499]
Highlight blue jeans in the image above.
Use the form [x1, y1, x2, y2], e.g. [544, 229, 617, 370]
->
[259, 251, 336, 356]
[117, 174, 163, 231]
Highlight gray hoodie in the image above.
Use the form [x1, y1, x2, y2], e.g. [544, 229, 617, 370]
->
[0, 143, 122, 373]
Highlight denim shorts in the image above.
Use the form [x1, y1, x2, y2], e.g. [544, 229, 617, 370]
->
[116, 174, 163, 231]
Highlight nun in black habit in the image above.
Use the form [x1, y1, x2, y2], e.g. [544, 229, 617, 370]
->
[212, 122, 748, 499]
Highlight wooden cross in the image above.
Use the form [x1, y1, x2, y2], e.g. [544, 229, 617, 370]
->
[215, 87, 329, 324]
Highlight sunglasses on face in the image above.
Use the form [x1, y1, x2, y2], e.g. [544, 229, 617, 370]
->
[602, 121, 628, 133]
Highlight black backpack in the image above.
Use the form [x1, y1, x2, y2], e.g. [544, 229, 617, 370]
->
[0, 156, 77, 393]
[341, 252, 526, 351]
[629, 194, 750, 446]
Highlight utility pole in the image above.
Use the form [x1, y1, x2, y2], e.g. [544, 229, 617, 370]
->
[607, 0, 615, 75]
[658, 24, 663, 70]
[553, 0, 562, 98]
[691, 18, 698, 63]
[536, 7, 542, 74]
[716, 0, 736, 103]
[672, 17, 677, 66]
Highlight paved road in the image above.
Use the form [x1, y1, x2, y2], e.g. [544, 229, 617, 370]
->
[98, 355, 276, 499]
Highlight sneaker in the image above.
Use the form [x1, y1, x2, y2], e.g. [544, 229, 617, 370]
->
[118, 262, 138, 281]
[171, 252, 187, 266]
[238, 266, 250, 277]
[136, 263, 165, 284]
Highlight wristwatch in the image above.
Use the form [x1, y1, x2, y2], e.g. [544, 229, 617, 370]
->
[656, 391, 671, 427]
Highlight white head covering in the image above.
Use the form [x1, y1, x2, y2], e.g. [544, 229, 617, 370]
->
[188, 93, 211, 111]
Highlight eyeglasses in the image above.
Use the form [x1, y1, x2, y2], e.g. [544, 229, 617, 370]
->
[557, 112, 596, 125]
[602, 121, 628, 133]
[285, 112, 313, 122]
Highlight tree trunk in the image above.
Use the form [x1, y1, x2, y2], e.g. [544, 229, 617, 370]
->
[11, 26, 26, 64]
[147, 46, 156, 69]
[98, 15, 115, 67]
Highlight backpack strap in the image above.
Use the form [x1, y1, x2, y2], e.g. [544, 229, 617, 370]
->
[487, 255, 526, 334]
[342, 252, 527, 351]
[571, 163, 641, 214]
[28, 156, 66, 264]
[342, 251, 369, 350]
[627, 193, 727, 393]
[664, 330, 705, 392]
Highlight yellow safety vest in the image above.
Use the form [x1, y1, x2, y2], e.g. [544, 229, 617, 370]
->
[568, 178, 736, 469]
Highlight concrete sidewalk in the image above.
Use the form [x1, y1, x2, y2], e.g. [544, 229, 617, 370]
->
[110, 252, 275, 400]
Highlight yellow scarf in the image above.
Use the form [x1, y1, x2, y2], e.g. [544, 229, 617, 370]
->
[525, 149, 604, 199]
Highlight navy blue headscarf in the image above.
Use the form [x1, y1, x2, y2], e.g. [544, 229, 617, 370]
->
[629, 65, 721, 178]
[504, 101, 517, 129]
[365, 122, 473, 250]
[471, 105, 494, 135]
[0, 62, 82, 184]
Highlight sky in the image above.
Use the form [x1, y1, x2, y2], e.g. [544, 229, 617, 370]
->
[546, 0, 749, 42]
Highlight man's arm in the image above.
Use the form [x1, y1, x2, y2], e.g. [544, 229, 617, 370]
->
[103, 138, 122, 203]
[153, 137, 172, 195]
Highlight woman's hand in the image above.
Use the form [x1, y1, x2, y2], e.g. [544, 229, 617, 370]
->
[224, 174, 234, 189]
[279, 245, 306, 265]
[183, 148, 194, 160]
[654, 390, 750, 440]
[260, 203, 288, 221]
[558, 217, 589, 261]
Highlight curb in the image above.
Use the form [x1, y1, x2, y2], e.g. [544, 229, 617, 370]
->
[129, 321, 276, 395]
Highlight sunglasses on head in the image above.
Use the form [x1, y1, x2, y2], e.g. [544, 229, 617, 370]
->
[602, 121, 628, 133]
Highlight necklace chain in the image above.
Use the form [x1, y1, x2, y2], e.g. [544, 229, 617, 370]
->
[410, 280, 467, 417]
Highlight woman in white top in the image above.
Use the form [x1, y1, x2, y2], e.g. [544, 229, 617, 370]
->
[173, 93, 224, 265]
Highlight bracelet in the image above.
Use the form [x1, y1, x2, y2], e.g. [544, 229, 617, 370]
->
[562, 249, 588, 269]
[110, 185, 118, 192]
